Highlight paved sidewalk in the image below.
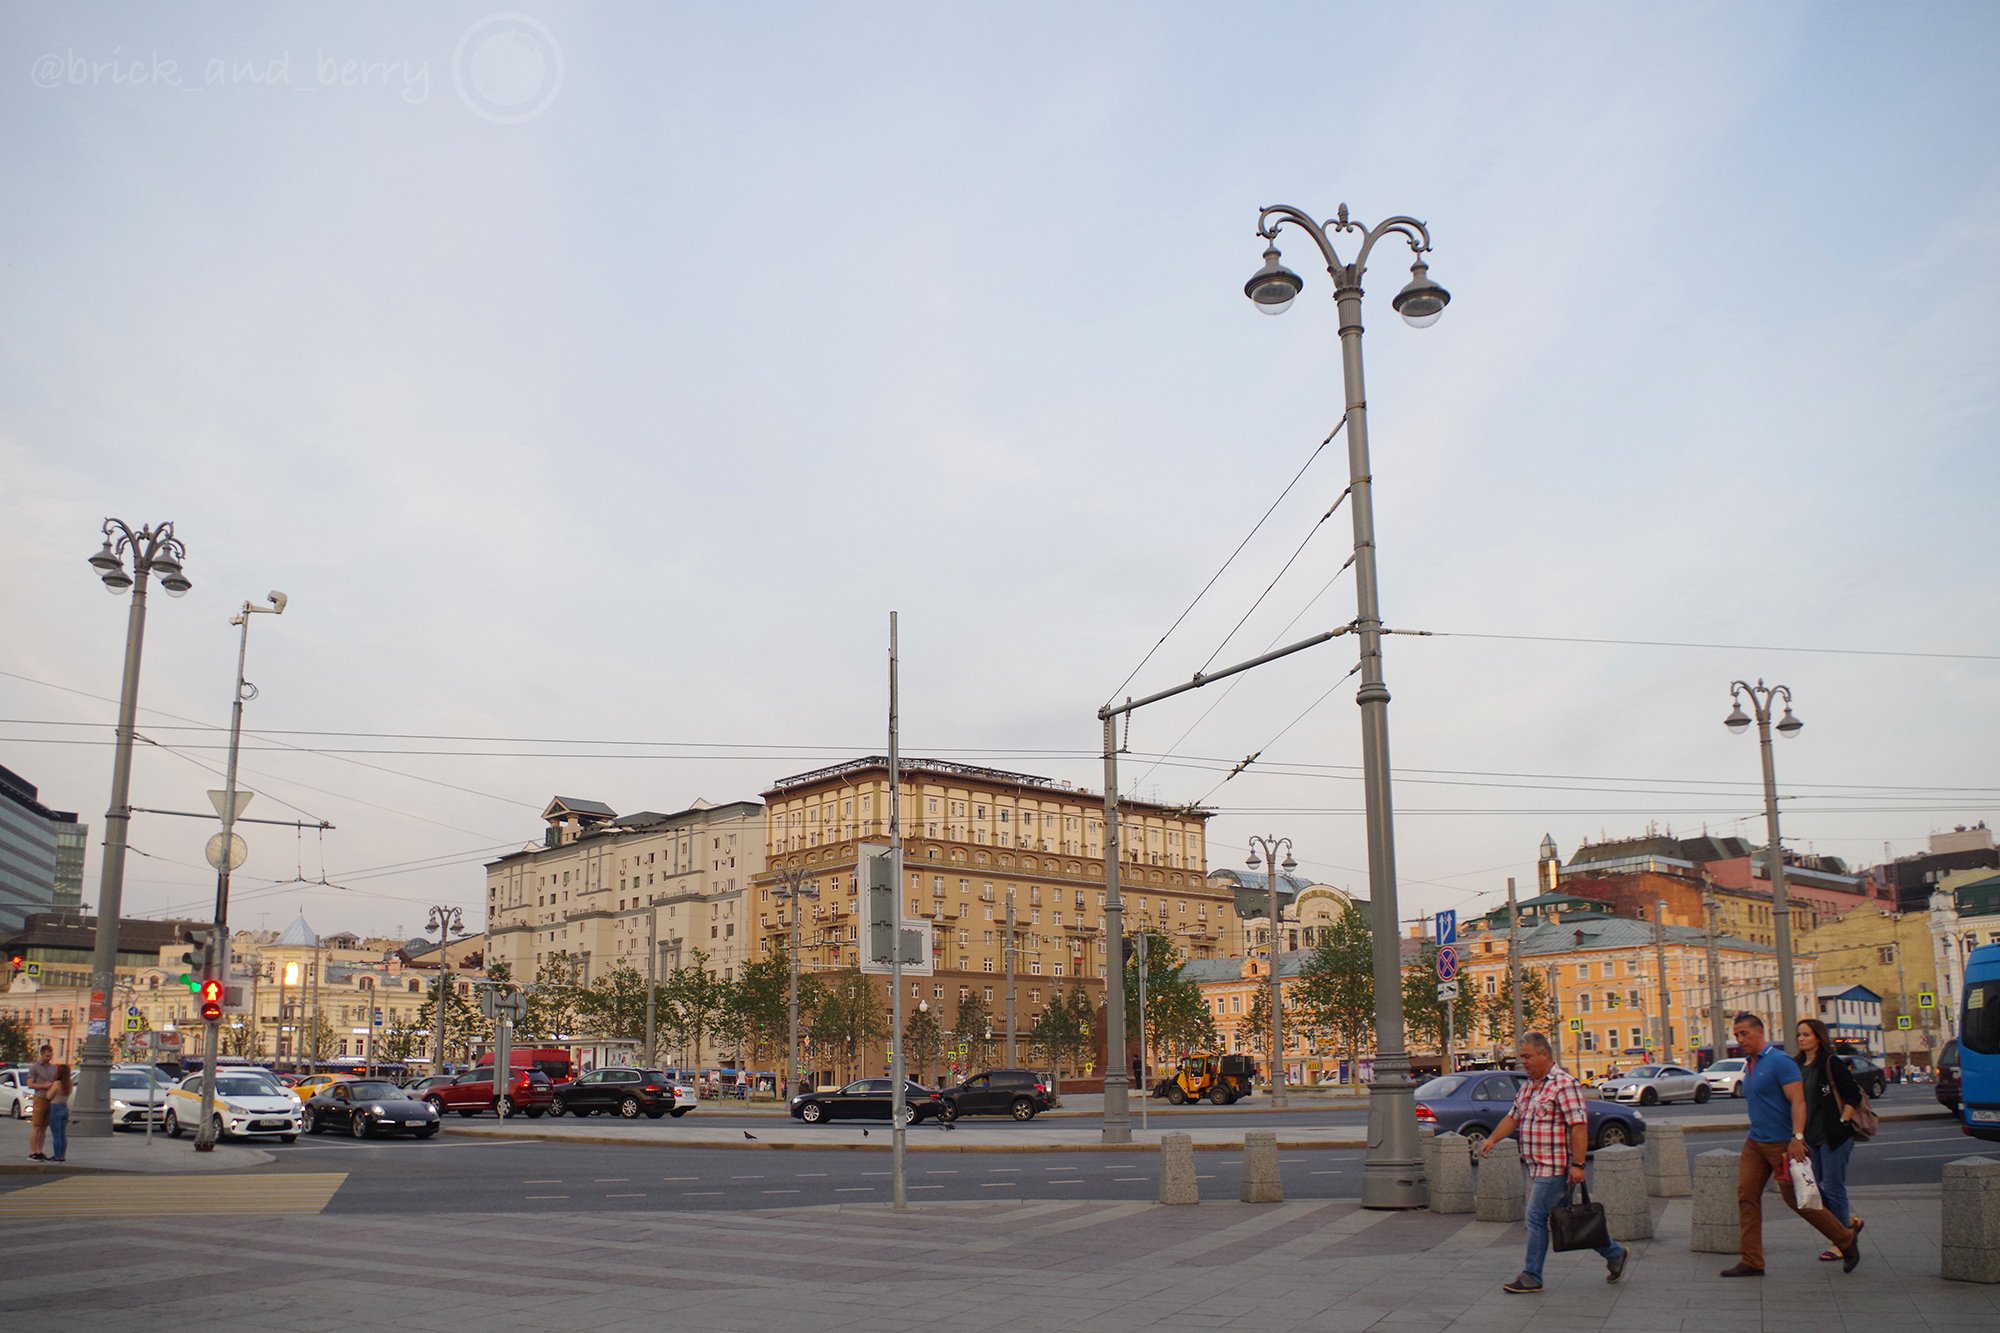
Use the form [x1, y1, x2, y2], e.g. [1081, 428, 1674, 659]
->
[0, 1116, 275, 1175]
[0, 1182, 1989, 1330]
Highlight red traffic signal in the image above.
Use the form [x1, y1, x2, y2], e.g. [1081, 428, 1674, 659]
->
[7, 955, 21, 973]
[199, 978, 224, 1023]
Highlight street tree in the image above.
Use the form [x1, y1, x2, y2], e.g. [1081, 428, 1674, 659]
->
[583, 963, 649, 1043]
[660, 949, 729, 1067]
[0, 1013, 34, 1063]
[521, 951, 588, 1040]
[222, 1021, 263, 1060]
[1027, 988, 1094, 1094]
[1293, 908, 1374, 1083]
[1482, 967, 1554, 1048]
[1403, 943, 1480, 1057]
[903, 1001, 944, 1085]
[809, 966, 887, 1081]
[949, 992, 995, 1078]
[1122, 929, 1217, 1069]
[728, 950, 800, 1068]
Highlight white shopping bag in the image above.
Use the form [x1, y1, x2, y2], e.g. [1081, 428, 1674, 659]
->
[1788, 1152, 1823, 1213]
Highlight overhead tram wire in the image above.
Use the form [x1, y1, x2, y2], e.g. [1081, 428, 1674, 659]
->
[1395, 630, 2000, 663]
[1180, 662, 1362, 812]
[1103, 418, 1345, 707]
[1197, 492, 1352, 676]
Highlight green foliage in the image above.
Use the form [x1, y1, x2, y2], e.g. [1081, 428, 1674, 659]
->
[0, 1012, 34, 1064]
[1403, 943, 1479, 1054]
[1123, 929, 1218, 1063]
[949, 992, 994, 1077]
[904, 1002, 944, 1084]
[520, 951, 588, 1040]
[1293, 907, 1375, 1081]
[728, 949, 810, 1068]
[808, 966, 887, 1081]
[660, 949, 729, 1067]
[582, 963, 650, 1043]
[416, 973, 489, 1065]
[1027, 988, 1094, 1091]
[222, 1020, 262, 1060]
[1482, 966, 1555, 1045]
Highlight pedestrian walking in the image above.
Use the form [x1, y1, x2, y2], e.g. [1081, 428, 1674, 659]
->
[45, 1063, 71, 1163]
[24, 1044, 57, 1161]
[1721, 1012, 1858, 1277]
[1479, 1032, 1627, 1294]
[1795, 1018, 1866, 1260]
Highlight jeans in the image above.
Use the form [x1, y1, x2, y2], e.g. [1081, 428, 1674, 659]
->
[49, 1104, 69, 1160]
[1810, 1137, 1855, 1228]
[1524, 1175, 1624, 1281]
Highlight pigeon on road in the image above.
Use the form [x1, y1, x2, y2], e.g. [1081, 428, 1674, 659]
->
[743, 1131, 757, 1140]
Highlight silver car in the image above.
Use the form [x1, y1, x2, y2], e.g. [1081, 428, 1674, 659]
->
[1596, 1063, 1710, 1105]
[108, 1065, 170, 1129]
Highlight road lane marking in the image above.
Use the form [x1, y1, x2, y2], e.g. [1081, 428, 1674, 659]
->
[798, 1172, 829, 1177]
[525, 1195, 569, 1201]
[1113, 1177, 1147, 1182]
[605, 1193, 645, 1198]
[835, 1187, 874, 1193]
[987, 1168, 1020, 1173]
[523, 1179, 562, 1184]
[662, 1176, 697, 1182]
[1049, 1179, 1083, 1185]
[925, 1169, 959, 1175]
[730, 1174, 765, 1180]
[684, 1191, 723, 1197]
[909, 1184, 943, 1190]
[594, 1178, 629, 1183]
[980, 1182, 1015, 1188]
[1046, 1166, 1079, 1172]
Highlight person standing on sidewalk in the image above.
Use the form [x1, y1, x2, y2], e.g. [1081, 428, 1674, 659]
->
[1722, 1012, 1858, 1277]
[24, 1044, 57, 1161]
[1795, 1018, 1866, 1261]
[44, 1063, 71, 1163]
[1480, 1032, 1627, 1294]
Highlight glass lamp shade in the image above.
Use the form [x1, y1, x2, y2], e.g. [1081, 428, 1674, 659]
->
[1724, 705, 1752, 733]
[1244, 246, 1303, 315]
[1391, 260, 1450, 328]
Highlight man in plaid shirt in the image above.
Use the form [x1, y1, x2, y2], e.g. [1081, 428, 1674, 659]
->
[1480, 1032, 1628, 1293]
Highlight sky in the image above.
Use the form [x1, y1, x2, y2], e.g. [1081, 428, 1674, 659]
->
[3, 2, 1996, 943]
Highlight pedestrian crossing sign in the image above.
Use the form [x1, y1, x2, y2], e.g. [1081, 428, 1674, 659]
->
[123, 1016, 142, 1032]
[1897, 1015, 1912, 1030]
[1568, 1018, 1583, 1032]
[1917, 991, 1936, 1009]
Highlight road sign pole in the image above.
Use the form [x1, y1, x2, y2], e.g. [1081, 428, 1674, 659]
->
[1445, 998, 1455, 1074]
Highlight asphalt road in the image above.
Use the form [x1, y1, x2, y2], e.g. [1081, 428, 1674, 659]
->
[43, 1110, 1950, 1216]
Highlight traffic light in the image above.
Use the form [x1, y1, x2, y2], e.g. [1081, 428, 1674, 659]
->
[178, 926, 213, 994]
[199, 978, 224, 1023]
[7, 954, 21, 974]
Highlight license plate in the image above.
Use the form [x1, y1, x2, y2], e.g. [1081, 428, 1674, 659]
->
[1971, 1108, 2000, 1124]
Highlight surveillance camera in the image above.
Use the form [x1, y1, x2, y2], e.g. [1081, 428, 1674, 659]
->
[268, 591, 288, 614]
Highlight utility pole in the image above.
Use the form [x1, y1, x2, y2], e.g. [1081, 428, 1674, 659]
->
[1004, 888, 1018, 1066]
[1702, 890, 1728, 1063]
[1100, 712, 1132, 1145]
[887, 610, 908, 1211]
[426, 905, 463, 1074]
[308, 937, 322, 1071]
[1652, 899, 1672, 1063]
[1506, 876, 1524, 1049]
[643, 906, 658, 1067]
[1547, 963, 1563, 1066]
[1894, 940, 1911, 1071]
[1136, 932, 1149, 1132]
[777, 865, 816, 1100]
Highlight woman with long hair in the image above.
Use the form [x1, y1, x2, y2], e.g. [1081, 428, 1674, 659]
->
[1796, 1018, 1864, 1260]
[46, 1062, 72, 1164]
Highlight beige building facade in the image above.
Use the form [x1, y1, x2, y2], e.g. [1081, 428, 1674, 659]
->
[485, 796, 763, 986]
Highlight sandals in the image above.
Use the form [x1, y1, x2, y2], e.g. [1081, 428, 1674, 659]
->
[1820, 1216, 1864, 1262]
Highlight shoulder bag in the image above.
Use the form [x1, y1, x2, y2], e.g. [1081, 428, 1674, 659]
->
[1828, 1060, 1878, 1142]
[1550, 1182, 1612, 1252]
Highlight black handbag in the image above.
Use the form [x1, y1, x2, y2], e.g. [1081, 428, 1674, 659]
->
[1550, 1182, 1612, 1252]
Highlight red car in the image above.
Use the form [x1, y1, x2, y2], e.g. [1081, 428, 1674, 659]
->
[421, 1066, 553, 1117]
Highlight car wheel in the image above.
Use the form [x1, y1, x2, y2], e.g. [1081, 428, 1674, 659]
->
[350, 1114, 370, 1139]
[1460, 1124, 1490, 1154]
[305, 1109, 322, 1135]
[164, 1109, 183, 1138]
[212, 1114, 227, 1143]
[1694, 1084, 1711, 1104]
[1640, 1087, 1659, 1106]
[669, 1107, 691, 1118]
[1870, 1078, 1886, 1098]
[548, 1098, 566, 1117]
[1596, 1120, 1633, 1148]
[1731, 1082, 1743, 1098]
[424, 1096, 445, 1115]
[9, 1100, 21, 1120]
[501, 1096, 518, 1117]
[619, 1096, 643, 1119]
[800, 1101, 825, 1124]
[1010, 1097, 1036, 1121]
[939, 1102, 960, 1123]
[1166, 1086, 1188, 1106]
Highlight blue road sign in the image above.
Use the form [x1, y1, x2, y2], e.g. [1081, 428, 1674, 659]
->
[1434, 910, 1457, 948]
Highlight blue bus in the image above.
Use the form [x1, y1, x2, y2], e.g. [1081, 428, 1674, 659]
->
[1958, 942, 2000, 1144]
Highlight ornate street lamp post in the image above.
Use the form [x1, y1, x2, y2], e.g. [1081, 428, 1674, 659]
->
[72, 520, 192, 1139]
[1245, 202, 1448, 1208]
[774, 866, 819, 1098]
[427, 905, 465, 1072]
[1245, 837, 1296, 1107]
[1725, 680, 1804, 1046]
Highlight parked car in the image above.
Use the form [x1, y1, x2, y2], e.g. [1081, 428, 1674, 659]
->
[1595, 1064, 1710, 1106]
[0, 1067, 35, 1120]
[107, 1065, 170, 1129]
[1840, 1052, 1889, 1098]
[289, 1073, 350, 1105]
[402, 1074, 452, 1098]
[790, 1078, 944, 1125]
[551, 1068, 697, 1119]
[937, 1068, 1057, 1122]
[1414, 1071, 1645, 1151]
[421, 1066, 552, 1117]
[303, 1078, 440, 1139]
[164, 1069, 300, 1142]
[1937, 1039, 1961, 1112]
[1702, 1058, 1748, 1097]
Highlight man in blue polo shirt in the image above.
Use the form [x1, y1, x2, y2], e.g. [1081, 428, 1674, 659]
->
[1721, 1012, 1858, 1277]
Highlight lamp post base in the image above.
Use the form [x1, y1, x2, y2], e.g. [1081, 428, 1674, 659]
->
[1360, 1066, 1429, 1210]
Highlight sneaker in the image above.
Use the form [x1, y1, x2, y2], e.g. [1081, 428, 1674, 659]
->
[1607, 1248, 1628, 1283]
[1502, 1275, 1543, 1294]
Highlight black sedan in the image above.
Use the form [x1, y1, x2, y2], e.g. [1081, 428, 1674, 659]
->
[790, 1078, 944, 1125]
[303, 1079, 440, 1139]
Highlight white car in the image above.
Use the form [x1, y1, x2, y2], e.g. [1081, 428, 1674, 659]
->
[1703, 1058, 1748, 1097]
[0, 1068, 36, 1119]
[108, 1065, 171, 1129]
[164, 1070, 300, 1142]
[1595, 1064, 1711, 1106]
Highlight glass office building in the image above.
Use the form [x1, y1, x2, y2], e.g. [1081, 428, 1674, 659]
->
[0, 764, 82, 931]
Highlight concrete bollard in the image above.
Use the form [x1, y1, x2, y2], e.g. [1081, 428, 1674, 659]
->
[1419, 1127, 1438, 1193]
[1428, 1133, 1474, 1214]
[1592, 1144, 1653, 1241]
[1240, 1130, 1284, 1203]
[1690, 1148, 1740, 1254]
[1159, 1132, 1198, 1205]
[1941, 1156, 2000, 1284]
[1643, 1122, 1692, 1198]
[1475, 1137, 1526, 1222]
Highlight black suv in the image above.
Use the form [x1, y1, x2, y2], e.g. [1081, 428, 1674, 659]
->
[1938, 1039, 1961, 1112]
[938, 1069, 1056, 1122]
[551, 1068, 695, 1119]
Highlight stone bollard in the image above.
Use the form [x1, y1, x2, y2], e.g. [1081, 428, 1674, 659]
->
[1240, 1130, 1284, 1203]
[1475, 1137, 1526, 1223]
[1941, 1156, 2000, 1284]
[1420, 1128, 1438, 1193]
[1643, 1122, 1692, 1198]
[1428, 1133, 1474, 1214]
[1690, 1148, 1740, 1254]
[1592, 1144, 1653, 1241]
[1159, 1132, 1198, 1205]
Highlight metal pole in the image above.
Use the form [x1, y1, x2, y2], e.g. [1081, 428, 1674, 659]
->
[888, 611, 907, 1210]
[1100, 714, 1131, 1144]
[1547, 964, 1563, 1067]
[74, 544, 155, 1138]
[1652, 900, 1672, 1063]
[786, 877, 800, 1100]
[1004, 889, 1017, 1066]
[1336, 276, 1423, 1209]
[1136, 932, 1148, 1133]
[196, 607, 258, 1151]
[1445, 998, 1454, 1073]
[1703, 890, 1728, 1062]
[1507, 877, 1524, 1048]
[1265, 843, 1287, 1106]
[643, 907, 658, 1067]
[1754, 706, 1800, 1048]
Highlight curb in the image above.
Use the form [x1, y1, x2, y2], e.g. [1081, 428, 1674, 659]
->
[437, 1124, 1371, 1153]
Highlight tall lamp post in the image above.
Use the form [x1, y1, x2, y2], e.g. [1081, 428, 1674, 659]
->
[1245, 837, 1295, 1107]
[774, 865, 819, 1098]
[73, 519, 193, 1139]
[427, 905, 465, 1072]
[194, 591, 288, 1151]
[1245, 202, 1448, 1208]
[1725, 679, 1804, 1047]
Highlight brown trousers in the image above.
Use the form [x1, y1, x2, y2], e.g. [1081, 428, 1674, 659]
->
[1737, 1139, 1852, 1269]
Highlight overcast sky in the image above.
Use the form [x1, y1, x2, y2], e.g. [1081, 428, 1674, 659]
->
[4, 2, 1996, 943]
